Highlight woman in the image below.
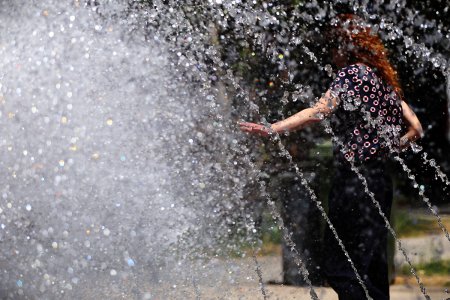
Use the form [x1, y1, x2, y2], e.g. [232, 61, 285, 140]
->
[239, 14, 423, 299]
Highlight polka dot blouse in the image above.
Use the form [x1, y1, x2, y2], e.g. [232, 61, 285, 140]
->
[329, 64, 403, 163]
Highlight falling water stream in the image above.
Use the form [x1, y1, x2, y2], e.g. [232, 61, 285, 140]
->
[421, 152, 450, 187]
[354, 106, 450, 243]
[321, 120, 431, 300]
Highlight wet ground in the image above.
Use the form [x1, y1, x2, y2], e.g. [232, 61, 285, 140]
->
[67, 254, 449, 300]
[15, 235, 448, 299]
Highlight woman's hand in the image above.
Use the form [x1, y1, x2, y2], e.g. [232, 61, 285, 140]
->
[400, 100, 423, 150]
[238, 122, 272, 137]
[238, 90, 337, 137]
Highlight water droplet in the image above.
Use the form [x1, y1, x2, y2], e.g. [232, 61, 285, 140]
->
[410, 142, 423, 153]
[127, 258, 135, 267]
[324, 64, 333, 77]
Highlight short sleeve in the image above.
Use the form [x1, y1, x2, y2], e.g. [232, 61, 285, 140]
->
[329, 65, 358, 100]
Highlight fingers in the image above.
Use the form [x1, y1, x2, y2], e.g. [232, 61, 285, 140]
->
[238, 121, 256, 128]
[238, 122, 257, 132]
[238, 121, 271, 137]
[238, 126, 252, 133]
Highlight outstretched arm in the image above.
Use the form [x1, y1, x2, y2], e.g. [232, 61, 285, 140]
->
[271, 90, 338, 133]
[400, 100, 423, 149]
[239, 90, 338, 136]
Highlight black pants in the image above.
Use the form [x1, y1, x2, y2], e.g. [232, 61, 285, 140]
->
[323, 160, 393, 300]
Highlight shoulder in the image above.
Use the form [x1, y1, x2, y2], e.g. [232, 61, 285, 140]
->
[354, 64, 380, 82]
[335, 64, 359, 77]
[333, 64, 366, 82]
[331, 65, 360, 88]
[337, 64, 378, 77]
[338, 64, 382, 87]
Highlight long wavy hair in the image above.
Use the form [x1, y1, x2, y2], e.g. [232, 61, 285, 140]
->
[330, 14, 403, 97]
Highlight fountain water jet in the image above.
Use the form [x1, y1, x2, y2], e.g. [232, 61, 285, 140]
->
[0, 1, 271, 298]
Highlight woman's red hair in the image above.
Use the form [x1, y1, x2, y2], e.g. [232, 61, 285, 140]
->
[332, 14, 403, 97]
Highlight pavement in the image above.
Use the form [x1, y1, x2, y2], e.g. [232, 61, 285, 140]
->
[203, 284, 450, 300]
[68, 254, 449, 299]
[394, 234, 450, 265]
[237, 234, 450, 300]
[251, 256, 450, 300]
[29, 235, 450, 299]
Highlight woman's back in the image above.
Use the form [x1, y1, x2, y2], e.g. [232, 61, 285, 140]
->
[330, 63, 403, 163]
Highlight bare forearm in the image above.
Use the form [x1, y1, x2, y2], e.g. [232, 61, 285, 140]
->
[240, 90, 336, 136]
[270, 107, 322, 133]
[400, 127, 423, 149]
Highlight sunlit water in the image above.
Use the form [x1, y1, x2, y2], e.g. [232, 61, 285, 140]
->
[1, 1, 449, 299]
[0, 1, 258, 298]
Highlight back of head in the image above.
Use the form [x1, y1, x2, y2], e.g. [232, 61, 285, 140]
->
[328, 14, 403, 97]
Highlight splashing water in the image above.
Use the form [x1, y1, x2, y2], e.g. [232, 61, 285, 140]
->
[0, 1, 265, 298]
[143, 2, 323, 298]
[1, 0, 448, 299]
[421, 152, 450, 187]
